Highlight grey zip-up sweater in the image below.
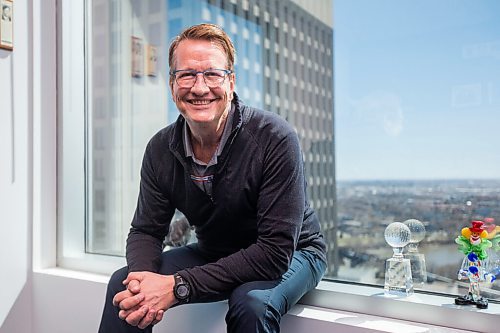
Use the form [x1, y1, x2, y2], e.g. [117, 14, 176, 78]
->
[126, 94, 327, 302]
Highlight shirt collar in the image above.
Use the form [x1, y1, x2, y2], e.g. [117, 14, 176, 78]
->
[183, 103, 235, 167]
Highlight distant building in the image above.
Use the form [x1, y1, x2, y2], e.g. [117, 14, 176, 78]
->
[89, 0, 337, 276]
[166, 0, 337, 274]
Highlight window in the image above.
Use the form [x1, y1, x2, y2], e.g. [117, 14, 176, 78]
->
[333, 0, 500, 301]
[58, 0, 500, 310]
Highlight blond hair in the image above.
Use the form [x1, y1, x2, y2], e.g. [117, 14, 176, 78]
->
[169, 23, 235, 72]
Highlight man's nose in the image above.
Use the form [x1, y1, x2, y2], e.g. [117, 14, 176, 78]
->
[191, 73, 210, 94]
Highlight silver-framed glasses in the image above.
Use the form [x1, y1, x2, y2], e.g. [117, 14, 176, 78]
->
[170, 68, 233, 88]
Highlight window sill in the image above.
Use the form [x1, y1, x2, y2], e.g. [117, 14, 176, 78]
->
[34, 267, 497, 333]
[33, 267, 110, 284]
[301, 281, 499, 333]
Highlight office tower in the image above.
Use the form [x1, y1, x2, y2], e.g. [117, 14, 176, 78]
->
[89, 0, 337, 276]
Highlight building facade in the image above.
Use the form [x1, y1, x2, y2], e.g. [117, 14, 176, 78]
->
[89, 0, 337, 275]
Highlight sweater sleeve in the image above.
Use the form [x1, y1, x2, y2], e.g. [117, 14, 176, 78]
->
[126, 140, 175, 272]
[178, 129, 305, 302]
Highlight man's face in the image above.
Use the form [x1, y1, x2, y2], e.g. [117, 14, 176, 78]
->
[170, 39, 235, 127]
[3, 6, 10, 19]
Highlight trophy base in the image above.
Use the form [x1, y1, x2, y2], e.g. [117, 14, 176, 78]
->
[384, 257, 414, 297]
[404, 252, 427, 288]
[384, 286, 414, 297]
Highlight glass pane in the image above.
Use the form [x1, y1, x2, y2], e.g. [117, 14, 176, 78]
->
[85, 0, 500, 302]
[333, 0, 500, 300]
[88, 0, 171, 255]
[85, 0, 336, 269]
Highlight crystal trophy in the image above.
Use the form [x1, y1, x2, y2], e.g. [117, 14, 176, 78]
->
[403, 219, 427, 288]
[384, 222, 414, 296]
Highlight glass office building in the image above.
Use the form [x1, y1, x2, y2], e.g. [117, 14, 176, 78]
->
[88, 0, 337, 275]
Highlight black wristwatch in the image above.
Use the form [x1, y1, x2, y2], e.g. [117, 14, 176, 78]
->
[173, 273, 191, 304]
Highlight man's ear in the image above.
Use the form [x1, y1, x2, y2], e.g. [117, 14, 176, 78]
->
[229, 73, 236, 97]
[230, 72, 236, 86]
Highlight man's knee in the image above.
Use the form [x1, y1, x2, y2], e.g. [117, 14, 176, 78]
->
[228, 287, 266, 317]
[107, 266, 129, 294]
[226, 282, 281, 330]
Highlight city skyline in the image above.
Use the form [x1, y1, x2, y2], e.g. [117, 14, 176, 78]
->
[334, 0, 500, 181]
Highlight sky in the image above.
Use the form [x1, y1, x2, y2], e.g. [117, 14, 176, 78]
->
[333, 0, 500, 181]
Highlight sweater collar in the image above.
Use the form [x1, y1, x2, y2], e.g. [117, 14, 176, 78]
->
[169, 93, 244, 161]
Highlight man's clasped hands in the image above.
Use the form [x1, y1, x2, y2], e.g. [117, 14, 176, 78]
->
[112, 272, 177, 329]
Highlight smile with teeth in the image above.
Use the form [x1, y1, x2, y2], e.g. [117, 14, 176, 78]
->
[188, 99, 215, 105]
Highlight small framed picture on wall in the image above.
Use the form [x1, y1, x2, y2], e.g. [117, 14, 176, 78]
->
[131, 36, 144, 77]
[147, 44, 158, 77]
[0, 0, 13, 50]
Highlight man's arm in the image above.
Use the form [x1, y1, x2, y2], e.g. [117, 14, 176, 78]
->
[127, 140, 175, 272]
[115, 139, 176, 328]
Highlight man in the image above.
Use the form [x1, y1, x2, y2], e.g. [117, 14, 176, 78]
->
[2, 5, 11, 22]
[99, 23, 327, 333]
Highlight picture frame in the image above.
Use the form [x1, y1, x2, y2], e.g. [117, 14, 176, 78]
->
[0, 0, 13, 50]
[131, 36, 144, 77]
[147, 44, 158, 77]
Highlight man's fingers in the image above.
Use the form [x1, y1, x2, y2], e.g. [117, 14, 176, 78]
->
[123, 272, 144, 286]
[119, 306, 140, 320]
[124, 305, 149, 327]
[118, 309, 131, 320]
[127, 279, 141, 294]
[118, 293, 144, 310]
[112, 289, 134, 307]
[137, 309, 157, 329]
[151, 310, 164, 325]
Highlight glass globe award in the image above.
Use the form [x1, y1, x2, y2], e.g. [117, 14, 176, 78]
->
[403, 219, 427, 288]
[384, 222, 414, 296]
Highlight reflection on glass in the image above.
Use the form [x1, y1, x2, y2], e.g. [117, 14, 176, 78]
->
[86, 0, 336, 271]
[335, 0, 500, 300]
[85, 0, 500, 302]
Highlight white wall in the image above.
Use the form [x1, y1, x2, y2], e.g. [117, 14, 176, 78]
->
[0, 0, 31, 330]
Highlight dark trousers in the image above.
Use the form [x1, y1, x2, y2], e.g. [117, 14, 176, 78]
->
[98, 244, 326, 333]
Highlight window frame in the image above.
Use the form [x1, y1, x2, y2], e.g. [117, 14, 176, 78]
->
[51, 1, 500, 332]
[56, 0, 126, 275]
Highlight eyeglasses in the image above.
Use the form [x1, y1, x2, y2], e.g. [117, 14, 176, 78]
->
[170, 69, 233, 88]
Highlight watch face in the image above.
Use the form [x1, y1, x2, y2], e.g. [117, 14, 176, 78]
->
[177, 285, 189, 298]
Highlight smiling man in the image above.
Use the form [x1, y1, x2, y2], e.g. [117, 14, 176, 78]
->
[98, 23, 327, 333]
